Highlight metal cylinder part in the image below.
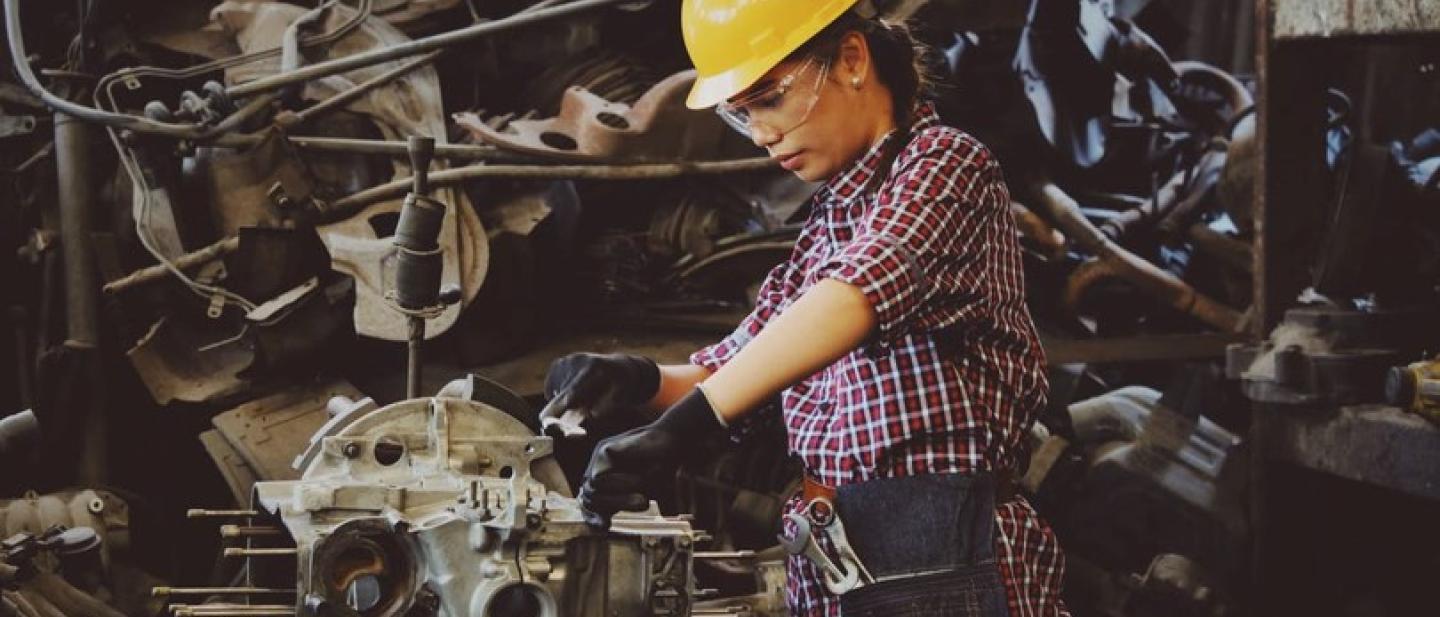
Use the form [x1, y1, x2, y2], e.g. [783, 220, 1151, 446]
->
[53, 113, 98, 347]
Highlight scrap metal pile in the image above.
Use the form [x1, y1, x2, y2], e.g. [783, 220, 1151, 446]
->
[5, 0, 1436, 616]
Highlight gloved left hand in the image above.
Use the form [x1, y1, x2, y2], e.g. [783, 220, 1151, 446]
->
[579, 388, 727, 528]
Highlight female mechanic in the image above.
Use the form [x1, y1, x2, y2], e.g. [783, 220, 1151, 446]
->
[543, 1, 1068, 614]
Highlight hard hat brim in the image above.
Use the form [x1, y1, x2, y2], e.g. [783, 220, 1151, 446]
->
[685, 45, 792, 110]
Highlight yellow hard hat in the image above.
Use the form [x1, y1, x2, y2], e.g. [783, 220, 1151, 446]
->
[682, 0, 862, 110]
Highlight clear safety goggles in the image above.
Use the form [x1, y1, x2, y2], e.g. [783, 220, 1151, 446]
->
[716, 56, 831, 139]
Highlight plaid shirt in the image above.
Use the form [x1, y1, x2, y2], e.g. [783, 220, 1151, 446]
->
[691, 104, 1068, 616]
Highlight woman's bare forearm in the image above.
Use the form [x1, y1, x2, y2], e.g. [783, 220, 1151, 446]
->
[701, 279, 877, 423]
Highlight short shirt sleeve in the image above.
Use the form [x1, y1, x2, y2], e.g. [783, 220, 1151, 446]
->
[814, 129, 1006, 346]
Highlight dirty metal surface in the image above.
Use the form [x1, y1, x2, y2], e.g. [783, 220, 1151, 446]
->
[1260, 404, 1440, 501]
[1273, 0, 1440, 39]
[198, 429, 261, 506]
[210, 380, 367, 482]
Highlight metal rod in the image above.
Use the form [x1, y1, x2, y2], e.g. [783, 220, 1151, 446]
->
[223, 548, 298, 558]
[283, 51, 441, 127]
[187, 509, 260, 519]
[219, 525, 285, 539]
[173, 605, 295, 617]
[692, 551, 756, 560]
[210, 134, 532, 162]
[406, 317, 423, 399]
[154, 588, 296, 598]
[226, 0, 633, 98]
[321, 157, 777, 221]
[103, 237, 240, 295]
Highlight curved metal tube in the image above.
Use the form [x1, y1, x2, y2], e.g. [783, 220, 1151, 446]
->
[1030, 179, 1243, 332]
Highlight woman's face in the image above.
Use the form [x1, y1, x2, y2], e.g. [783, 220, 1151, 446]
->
[722, 35, 894, 182]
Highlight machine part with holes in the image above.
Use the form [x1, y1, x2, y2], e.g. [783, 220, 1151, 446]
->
[214, 393, 706, 617]
[0, 490, 130, 571]
[455, 70, 730, 162]
[210, 0, 487, 342]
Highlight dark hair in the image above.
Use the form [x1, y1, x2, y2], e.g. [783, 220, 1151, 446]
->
[791, 12, 936, 190]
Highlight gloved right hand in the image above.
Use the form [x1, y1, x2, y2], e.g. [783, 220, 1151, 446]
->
[540, 353, 660, 432]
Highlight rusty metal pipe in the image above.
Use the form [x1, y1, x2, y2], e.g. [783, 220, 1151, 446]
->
[1031, 180, 1243, 332]
[226, 0, 635, 99]
[321, 157, 777, 221]
[1010, 201, 1067, 260]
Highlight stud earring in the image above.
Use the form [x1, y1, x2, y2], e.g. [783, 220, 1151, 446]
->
[850, 76, 862, 89]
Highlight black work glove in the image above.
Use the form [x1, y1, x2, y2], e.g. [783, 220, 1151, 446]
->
[579, 388, 726, 529]
[541, 353, 660, 429]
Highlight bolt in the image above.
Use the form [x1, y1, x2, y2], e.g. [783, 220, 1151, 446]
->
[87, 498, 105, 515]
[342, 442, 361, 459]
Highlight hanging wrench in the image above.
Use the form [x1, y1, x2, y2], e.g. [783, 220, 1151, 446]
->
[780, 512, 857, 593]
[816, 510, 875, 589]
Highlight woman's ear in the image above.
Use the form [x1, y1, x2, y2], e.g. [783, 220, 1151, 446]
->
[836, 30, 871, 87]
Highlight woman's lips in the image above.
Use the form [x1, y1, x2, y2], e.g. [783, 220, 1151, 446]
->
[777, 151, 803, 171]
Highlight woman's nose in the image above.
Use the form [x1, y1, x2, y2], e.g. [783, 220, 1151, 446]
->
[750, 122, 781, 148]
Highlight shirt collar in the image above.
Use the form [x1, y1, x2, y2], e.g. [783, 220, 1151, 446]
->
[819, 101, 942, 202]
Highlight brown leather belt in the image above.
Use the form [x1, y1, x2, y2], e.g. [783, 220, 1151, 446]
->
[801, 469, 1018, 505]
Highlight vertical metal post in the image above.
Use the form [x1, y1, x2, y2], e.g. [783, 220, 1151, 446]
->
[54, 112, 106, 486]
[54, 113, 98, 347]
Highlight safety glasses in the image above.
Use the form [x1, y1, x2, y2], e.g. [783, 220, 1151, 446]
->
[716, 56, 831, 139]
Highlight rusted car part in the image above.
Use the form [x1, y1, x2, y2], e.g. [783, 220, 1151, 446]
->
[1027, 179, 1245, 332]
[1024, 380, 1245, 617]
[207, 1, 486, 343]
[102, 238, 240, 296]
[456, 70, 729, 162]
[181, 391, 725, 617]
[0, 490, 131, 570]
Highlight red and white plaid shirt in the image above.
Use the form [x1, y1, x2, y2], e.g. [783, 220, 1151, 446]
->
[691, 104, 1068, 616]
